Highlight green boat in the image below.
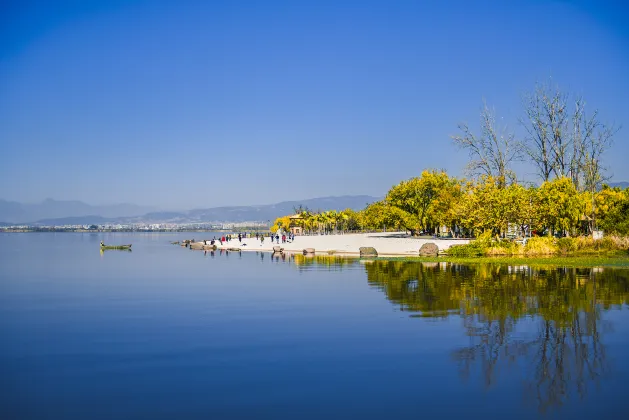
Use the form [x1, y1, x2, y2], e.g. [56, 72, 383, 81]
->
[100, 241, 132, 250]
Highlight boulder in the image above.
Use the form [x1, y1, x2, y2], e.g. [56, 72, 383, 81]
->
[273, 246, 284, 253]
[419, 242, 439, 256]
[190, 242, 204, 250]
[359, 247, 378, 257]
[204, 244, 217, 251]
[303, 248, 315, 255]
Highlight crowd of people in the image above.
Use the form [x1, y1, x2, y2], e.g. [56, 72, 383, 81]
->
[203, 231, 296, 247]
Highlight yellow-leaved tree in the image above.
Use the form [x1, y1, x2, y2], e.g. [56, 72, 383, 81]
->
[385, 170, 459, 235]
[536, 177, 583, 236]
[271, 215, 292, 234]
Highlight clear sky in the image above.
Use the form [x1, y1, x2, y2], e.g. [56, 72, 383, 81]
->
[1, 0, 628, 209]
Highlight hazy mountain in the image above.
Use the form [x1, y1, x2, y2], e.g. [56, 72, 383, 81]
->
[2, 195, 381, 225]
[0, 198, 157, 223]
[118, 212, 189, 223]
[34, 215, 114, 226]
[186, 195, 380, 223]
[608, 181, 629, 189]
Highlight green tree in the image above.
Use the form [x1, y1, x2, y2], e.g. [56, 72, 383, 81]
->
[385, 170, 456, 235]
[536, 177, 583, 236]
[362, 201, 407, 231]
[342, 208, 362, 232]
[595, 185, 629, 235]
[457, 177, 511, 236]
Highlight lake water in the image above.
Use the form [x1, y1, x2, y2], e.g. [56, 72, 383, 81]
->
[1, 233, 628, 419]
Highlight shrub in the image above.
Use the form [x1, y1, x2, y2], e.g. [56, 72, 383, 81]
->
[447, 243, 483, 257]
[485, 241, 523, 256]
[556, 237, 577, 254]
[447, 233, 629, 258]
[524, 237, 558, 255]
[609, 235, 629, 250]
[474, 231, 494, 248]
[573, 235, 629, 253]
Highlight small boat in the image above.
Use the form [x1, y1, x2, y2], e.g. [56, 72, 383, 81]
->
[100, 241, 132, 250]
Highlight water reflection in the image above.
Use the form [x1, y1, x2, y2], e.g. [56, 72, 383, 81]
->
[99, 248, 132, 256]
[187, 249, 629, 411]
[291, 254, 359, 270]
[364, 261, 629, 412]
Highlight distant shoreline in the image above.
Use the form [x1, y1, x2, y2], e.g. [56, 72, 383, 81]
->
[0, 228, 266, 233]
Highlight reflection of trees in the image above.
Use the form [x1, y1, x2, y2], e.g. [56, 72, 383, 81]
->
[527, 313, 606, 412]
[365, 261, 629, 412]
[292, 254, 359, 271]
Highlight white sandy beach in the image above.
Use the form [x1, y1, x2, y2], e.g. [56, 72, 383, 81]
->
[194, 232, 470, 256]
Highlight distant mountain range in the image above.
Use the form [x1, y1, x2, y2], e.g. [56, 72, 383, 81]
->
[0, 198, 157, 224]
[0, 195, 380, 226]
[3, 182, 627, 226]
[609, 181, 629, 189]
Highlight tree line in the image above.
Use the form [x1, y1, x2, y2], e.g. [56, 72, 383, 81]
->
[273, 80, 626, 238]
[363, 171, 629, 238]
[272, 175, 628, 238]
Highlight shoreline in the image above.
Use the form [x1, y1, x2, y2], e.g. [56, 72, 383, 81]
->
[182, 232, 629, 266]
[186, 231, 469, 257]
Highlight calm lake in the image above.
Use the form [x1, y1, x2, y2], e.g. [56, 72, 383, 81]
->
[1, 233, 628, 419]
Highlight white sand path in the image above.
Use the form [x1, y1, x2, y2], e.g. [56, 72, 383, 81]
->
[201, 232, 470, 256]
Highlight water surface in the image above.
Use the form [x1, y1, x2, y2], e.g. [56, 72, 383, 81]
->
[1, 233, 628, 419]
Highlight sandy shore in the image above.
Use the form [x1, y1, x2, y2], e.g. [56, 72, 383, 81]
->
[192, 232, 470, 257]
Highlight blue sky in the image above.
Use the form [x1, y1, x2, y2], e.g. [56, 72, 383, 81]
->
[1, 0, 627, 209]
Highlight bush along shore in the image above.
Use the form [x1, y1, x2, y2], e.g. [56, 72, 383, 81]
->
[445, 231, 629, 257]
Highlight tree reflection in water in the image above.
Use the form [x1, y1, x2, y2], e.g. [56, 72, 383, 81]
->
[364, 261, 629, 412]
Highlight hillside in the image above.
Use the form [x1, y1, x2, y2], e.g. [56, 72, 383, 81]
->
[0, 195, 380, 225]
[608, 181, 629, 189]
[0, 199, 156, 224]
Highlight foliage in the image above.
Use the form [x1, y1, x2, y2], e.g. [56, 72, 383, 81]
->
[535, 177, 583, 236]
[446, 243, 484, 257]
[272, 208, 363, 235]
[484, 240, 522, 256]
[342, 208, 362, 231]
[524, 237, 558, 255]
[595, 186, 629, 235]
[448, 233, 629, 258]
[385, 170, 462, 235]
[361, 201, 408, 231]
[271, 215, 291, 233]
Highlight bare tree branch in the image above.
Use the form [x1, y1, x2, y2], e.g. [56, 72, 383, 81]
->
[520, 80, 619, 190]
[452, 102, 522, 186]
